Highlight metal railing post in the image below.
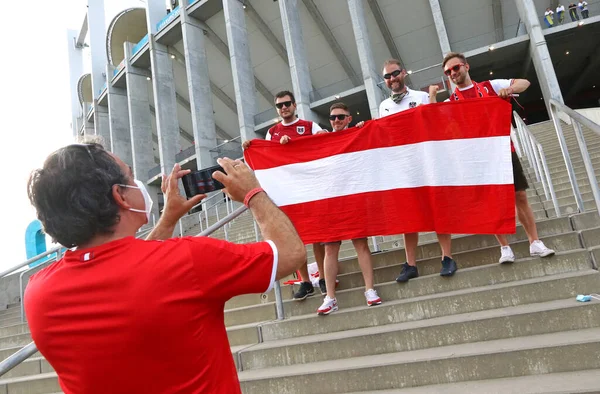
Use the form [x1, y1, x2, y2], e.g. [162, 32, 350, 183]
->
[530, 134, 549, 200]
[371, 236, 380, 252]
[511, 126, 523, 159]
[538, 143, 561, 217]
[178, 219, 184, 237]
[572, 119, 600, 215]
[515, 118, 535, 174]
[274, 281, 285, 320]
[549, 104, 584, 212]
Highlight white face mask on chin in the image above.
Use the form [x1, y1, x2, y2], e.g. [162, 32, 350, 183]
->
[117, 180, 154, 223]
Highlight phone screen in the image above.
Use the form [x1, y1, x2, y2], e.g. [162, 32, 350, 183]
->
[182, 165, 226, 198]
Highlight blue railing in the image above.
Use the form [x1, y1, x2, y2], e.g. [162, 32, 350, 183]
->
[156, 6, 181, 32]
[188, 0, 200, 6]
[132, 34, 149, 56]
[98, 82, 107, 96]
[112, 59, 125, 79]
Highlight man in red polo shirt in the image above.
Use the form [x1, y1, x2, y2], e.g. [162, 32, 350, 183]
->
[440, 51, 555, 264]
[243, 90, 327, 301]
[25, 142, 306, 394]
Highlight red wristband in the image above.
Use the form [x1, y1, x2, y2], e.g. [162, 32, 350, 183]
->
[244, 188, 265, 207]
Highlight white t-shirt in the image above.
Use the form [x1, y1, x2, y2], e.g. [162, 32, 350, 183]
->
[557, 5, 565, 12]
[379, 88, 430, 118]
[579, 2, 588, 11]
[545, 10, 554, 16]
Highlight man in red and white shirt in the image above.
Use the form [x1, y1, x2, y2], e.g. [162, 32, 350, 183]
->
[25, 143, 306, 394]
[243, 90, 326, 301]
[441, 51, 555, 264]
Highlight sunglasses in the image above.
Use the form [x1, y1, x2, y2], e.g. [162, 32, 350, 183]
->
[275, 101, 293, 109]
[329, 114, 349, 121]
[444, 63, 465, 76]
[383, 69, 402, 80]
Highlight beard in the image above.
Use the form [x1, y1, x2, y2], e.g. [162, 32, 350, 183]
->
[390, 80, 405, 93]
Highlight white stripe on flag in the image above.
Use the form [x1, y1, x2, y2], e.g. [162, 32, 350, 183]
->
[255, 136, 513, 207]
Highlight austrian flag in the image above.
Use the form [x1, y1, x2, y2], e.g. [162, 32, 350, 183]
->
[244, 98, 516, 244]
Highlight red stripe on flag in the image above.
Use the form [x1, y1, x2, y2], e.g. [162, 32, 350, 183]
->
[245, 98, 512, 170]
[280, 184, 516, 244]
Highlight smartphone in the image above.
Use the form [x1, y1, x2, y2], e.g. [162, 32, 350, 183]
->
[181, 164, 226, 198]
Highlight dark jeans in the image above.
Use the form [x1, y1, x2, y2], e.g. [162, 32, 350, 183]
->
[582, 10, 589, 18]
[569, 9, 580, 21]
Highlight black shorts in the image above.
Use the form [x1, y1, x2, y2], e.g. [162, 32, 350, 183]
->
[512, 151, 529, 191]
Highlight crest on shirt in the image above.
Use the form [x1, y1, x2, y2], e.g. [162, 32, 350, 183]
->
[297, 126, 306, 135]
[409, 102, 417, 108]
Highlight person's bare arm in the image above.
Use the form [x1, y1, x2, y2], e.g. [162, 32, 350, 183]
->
[429, 85, 439, 103]
[498, 79, 530, 98]
[146, 164, 205, 241]
[213, 158, 306, 280]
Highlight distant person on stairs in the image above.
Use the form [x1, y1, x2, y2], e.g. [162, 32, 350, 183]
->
[242, 90, 327, 301]
[357, 58, 458, 284]
[439, 52, 555, 264]
[579, 1, 589, 18]
[556, 4, 566, 24]
[569, 3, 580, 21]
[544, 8, 555, 27]
[25, 143, 306, 394]
[316, 102, 382, 316]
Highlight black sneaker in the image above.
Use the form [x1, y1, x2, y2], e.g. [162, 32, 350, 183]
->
[440, 256, 457, 277]
[318, 278, 327, 295]
[396, 262, 419, 283]
[293, 282, 314, 301]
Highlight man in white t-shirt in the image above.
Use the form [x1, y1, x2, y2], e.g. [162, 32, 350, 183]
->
[579, 1, 589, 18]
[360, 59, 458, 283]
[556, 4, 566, 23]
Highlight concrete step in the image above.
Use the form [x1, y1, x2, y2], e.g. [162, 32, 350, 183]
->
[0, 323, 30, 339]
[239, 327, 600, 393]
[238, 298, 600, 371]
[344, 369, 600, 393]
[0, 311, 22, 325]
[570, 211, 600, 230]
[0, 317, 24, 328]
[0, 357, 53, 380]
[260, 268, 599, 342]
[0, 333, 32, 349]
[0, 372, 60, 394]
[581, 227, 600, 248]
[226, 249, 592, 346]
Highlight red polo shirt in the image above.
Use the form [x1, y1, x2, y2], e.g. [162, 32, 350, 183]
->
[25, 236, 277, 394]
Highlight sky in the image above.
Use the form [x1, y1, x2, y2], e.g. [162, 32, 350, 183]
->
[0, 0, 145, 271]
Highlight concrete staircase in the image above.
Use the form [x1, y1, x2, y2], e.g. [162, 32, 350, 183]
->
[1, 119, 599, 393]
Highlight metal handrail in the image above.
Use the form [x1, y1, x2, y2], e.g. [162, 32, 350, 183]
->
[548, 99, 600, 217]
[513, 111, 561, 217]
[0, 342, 37, 377]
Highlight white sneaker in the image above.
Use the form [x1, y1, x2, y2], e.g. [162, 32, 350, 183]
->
[365, 289, 382, 306]
[317, 296, 338, 316]
[530, 240, 555, 258]
[499, 246, 515, 264]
